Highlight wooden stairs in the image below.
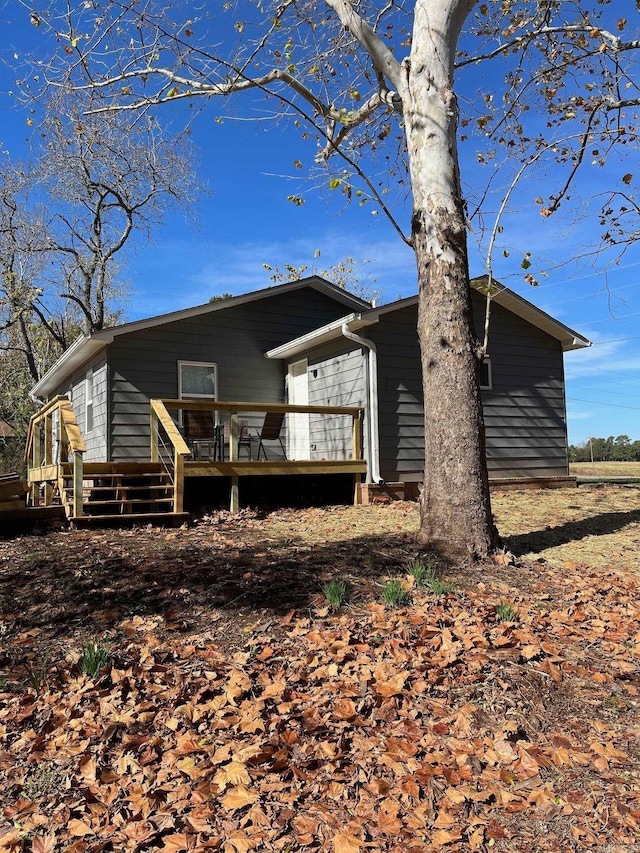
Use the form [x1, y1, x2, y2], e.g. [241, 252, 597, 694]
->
[59, 462, 188, 526]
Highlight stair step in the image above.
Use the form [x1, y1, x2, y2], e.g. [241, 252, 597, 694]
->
[64, 485, 171, 495]
[61, 463, 170, 475]
[81, 497, 174, 507]
[69, 512, 189, 526]
[63, 473, 173, 482]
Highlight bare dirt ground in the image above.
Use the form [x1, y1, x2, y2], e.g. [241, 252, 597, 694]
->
[494, 483, 640, 572]
[1, 485, 639, 852]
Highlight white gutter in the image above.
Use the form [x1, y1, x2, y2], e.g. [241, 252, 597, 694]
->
[341, 322, 383, 484]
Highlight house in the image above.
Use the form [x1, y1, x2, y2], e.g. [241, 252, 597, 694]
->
[27, 275, 590, 520]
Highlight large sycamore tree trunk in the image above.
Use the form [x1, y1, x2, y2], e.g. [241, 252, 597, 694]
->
[403, 0, 499, 560]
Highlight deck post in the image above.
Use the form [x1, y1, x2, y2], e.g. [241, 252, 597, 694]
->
[174, 450, 184, 513]
[352, 411, 363, 506]
[72, 450, 84, 518]
[31, 420, 42, 506]
[150, 405, 159, 462]
[229, 410, 239, 512]
[43, 414, 53, 505]
[59, 419, 69, 463]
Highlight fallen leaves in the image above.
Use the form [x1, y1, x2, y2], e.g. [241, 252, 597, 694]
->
[1, 497, 640, 851]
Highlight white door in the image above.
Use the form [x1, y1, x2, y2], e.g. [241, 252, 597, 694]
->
[288, 359, 310, 460]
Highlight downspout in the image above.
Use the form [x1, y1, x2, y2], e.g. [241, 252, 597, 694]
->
[341, 322, 383, 484]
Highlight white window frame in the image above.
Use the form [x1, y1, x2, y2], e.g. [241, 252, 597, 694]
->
[479, 357, 492, 391]
[85, 368, 94, 433]
[178, 361, 218, 427]
[178, 361, 218, 400]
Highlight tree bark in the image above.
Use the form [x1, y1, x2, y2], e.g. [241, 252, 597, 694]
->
[403, 0, 499, 560]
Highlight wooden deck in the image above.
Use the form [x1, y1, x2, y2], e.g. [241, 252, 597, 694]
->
[152, 399, 366, 512]
[24, 397, 367, 524]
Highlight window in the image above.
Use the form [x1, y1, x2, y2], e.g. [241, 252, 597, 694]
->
[479, 357, 492, 390]
[178, 361, 217, 400]
[85, 369, 94, 432]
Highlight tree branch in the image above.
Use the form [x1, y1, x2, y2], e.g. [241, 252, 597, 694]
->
[456, 25, 640, 70]
[323, 0, 404, 92]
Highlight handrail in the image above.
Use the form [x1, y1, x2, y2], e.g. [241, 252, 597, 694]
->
[150, 399, 191, 456]
[29, 394, 70, 422]
[149, 399, 191, 514]
[59, 400, 87, 454]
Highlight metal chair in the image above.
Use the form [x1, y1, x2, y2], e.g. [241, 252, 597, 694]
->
[183, 409, 223, 460]
[238, 411, 287, 460]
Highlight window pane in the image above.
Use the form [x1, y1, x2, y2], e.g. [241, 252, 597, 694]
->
[181, 364, 216, 396]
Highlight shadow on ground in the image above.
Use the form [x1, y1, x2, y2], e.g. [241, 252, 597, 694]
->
[0, 524, 417, 651]
[504, 509, 640, 556]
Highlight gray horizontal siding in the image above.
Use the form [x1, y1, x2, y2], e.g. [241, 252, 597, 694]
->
[368, 304, 423, 482]
[306, 343, 366, 461]
[64, 356, 108, 463]
[109, 287, 355, 461]
[367, 293, 569, 482]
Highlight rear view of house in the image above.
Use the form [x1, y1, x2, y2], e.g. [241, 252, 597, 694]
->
[26, 275, 590, 521]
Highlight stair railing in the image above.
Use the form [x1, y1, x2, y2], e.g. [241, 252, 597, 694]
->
[26, 396, 86, 518]
[149, 399, 191, 513]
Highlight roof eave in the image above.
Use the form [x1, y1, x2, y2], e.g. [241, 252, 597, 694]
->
[265, 313, 375, 360]
[30, 335, 111, 401]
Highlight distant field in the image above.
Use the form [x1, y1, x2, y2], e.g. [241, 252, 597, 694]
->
[570, 461, 640, 478]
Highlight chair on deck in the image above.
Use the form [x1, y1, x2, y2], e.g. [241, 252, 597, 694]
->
[238, 411, 287, 461]
[183, 410, 223, 460]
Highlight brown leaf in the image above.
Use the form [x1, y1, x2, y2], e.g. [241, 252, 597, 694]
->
[445, 786, 467, 805]
[31, 837, 57, 853]
[213, 760, 251, 787]
[79, 755, 97, 784]
[256, 646, 274, 661]
[493, 739, 518, 762]
[220, 784, 259, 812]
[261, 679, 286, 699]
[0, 827, 21, 847]
[161, 834, 198, 852]
[492, 548, 515, 566]
[432, 828, 462, 845]
[224, 833, 257, 853]
[374, 669, 409, 698]
[68, 819, 93, 837]
[539, 659, 563, 683]
[333, 697, 357, 720]
[176, 756, 206, 780]
[333, 833, 362, 853]
[434, 811, 456, 829]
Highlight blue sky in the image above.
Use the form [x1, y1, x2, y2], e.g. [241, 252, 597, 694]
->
[1, 2, 639, 447]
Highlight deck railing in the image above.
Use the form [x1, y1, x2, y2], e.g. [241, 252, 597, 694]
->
[25, 395, 86, 517]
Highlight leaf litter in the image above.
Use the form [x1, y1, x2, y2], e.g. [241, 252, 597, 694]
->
[0, 486, 639, 851]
